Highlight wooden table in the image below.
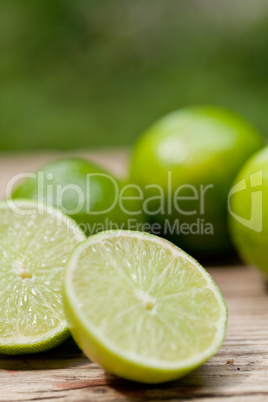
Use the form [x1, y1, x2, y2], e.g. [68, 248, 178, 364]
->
[1, 151, 268, 402]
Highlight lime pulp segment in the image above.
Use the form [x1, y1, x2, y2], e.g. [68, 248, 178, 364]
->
[64, 230, 227, 383]
[0, 200, 86, 354]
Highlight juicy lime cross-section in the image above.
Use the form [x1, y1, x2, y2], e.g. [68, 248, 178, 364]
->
[0, 200, 86, 354]
[63, 231, 228, 383]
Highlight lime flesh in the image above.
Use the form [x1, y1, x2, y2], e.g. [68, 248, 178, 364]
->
[64, 230, 227, 383]
[0, 200, 86, 354]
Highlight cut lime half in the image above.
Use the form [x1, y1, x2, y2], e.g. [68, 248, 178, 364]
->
[63, 230, 227, 383]
[0, 200, 86, 354]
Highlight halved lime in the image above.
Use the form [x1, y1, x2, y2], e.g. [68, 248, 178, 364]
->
[63, 230, 227, 383]
[0, 200, 86, 354]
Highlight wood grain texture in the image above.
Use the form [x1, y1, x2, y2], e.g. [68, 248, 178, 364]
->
[0, 151, 267, 401]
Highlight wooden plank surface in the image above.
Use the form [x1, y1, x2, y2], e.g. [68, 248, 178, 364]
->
[0, 150, 268, 402]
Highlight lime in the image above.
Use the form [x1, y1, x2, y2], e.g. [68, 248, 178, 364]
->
[229, 146, 268, 277]
[12, 158, 142, 235]
[130, 106, 264, 257]
[63, 230, 227, 383]
[0, 200, 86, 354]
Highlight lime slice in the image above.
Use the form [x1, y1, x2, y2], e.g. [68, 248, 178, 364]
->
[63, 230, 227, 383]
[0, 200, 86, 354]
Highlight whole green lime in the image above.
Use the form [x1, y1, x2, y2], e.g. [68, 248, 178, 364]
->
[12, 158, 142, 235]
[229, 146, 268, 276]
[130, 106, 264, 257]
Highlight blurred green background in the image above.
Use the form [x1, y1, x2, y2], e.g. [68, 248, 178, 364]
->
[1, 0, 268, 151]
